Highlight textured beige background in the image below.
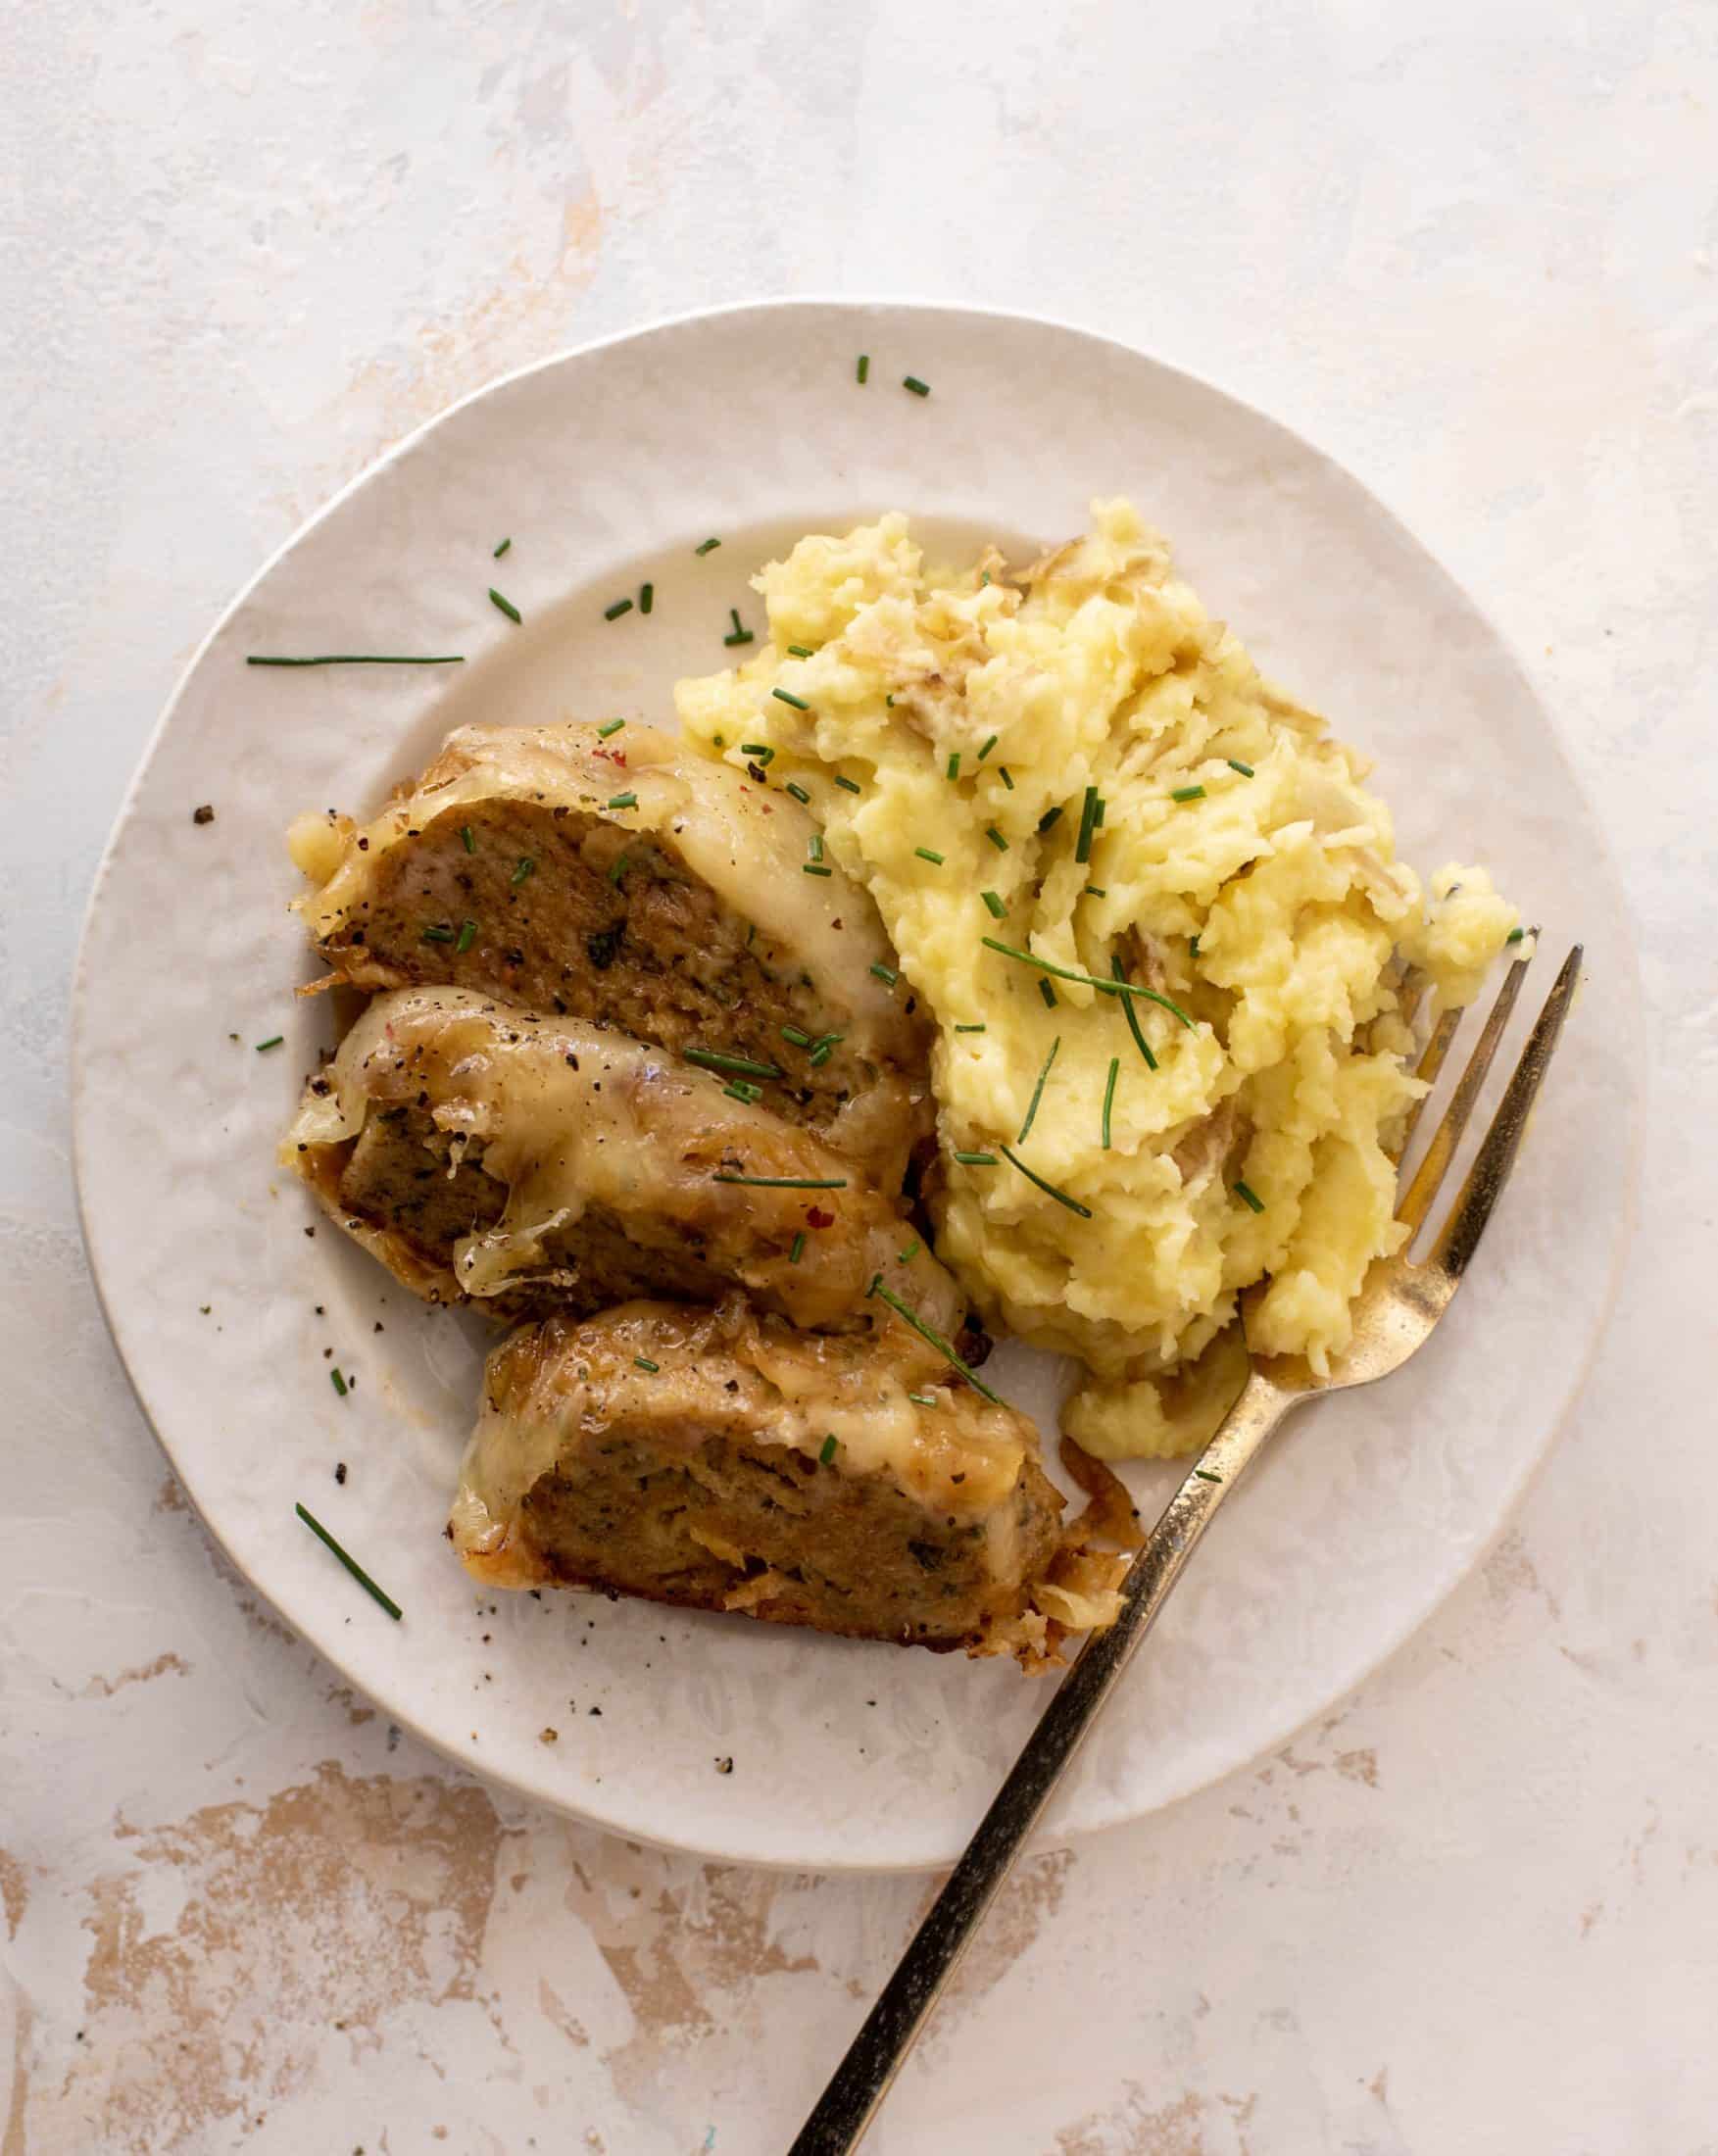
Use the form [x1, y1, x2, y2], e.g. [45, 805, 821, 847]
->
[3, 2, 1714, 2151]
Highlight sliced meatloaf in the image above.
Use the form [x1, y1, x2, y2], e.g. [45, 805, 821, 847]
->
[450, 1298, 1134, 1666]
[282, 987, 968, 1339]
[287, 719, 933, 1192]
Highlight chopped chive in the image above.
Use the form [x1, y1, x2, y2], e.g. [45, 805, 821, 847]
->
[856, 354, 870, 384]
[721, 1079, 762, 1102]
[789, 1231, 807, 1264]
[834, 774, 862, 794]
[898, 1239, 921, 1263]
[1037, 805, 1063, 834]
[295, 1502, 402, 1622]
[255, 1034, 284, 1052]
[915, 847, 946, 865]
[608, 854, 629, 887]
[953, 1151, 999, 1166]
[954, 1023, 986, 1034]
[785, 781, 811, 804]
[811, 1030, 845, 1053]
[1075, 785, 1101, 864]
[1002, 1144, 1093, 1218]
[819, 1434, 839, 1464]
[456, 919, 477, 954]
[739, 742, 774, 763]
[1102, 1056, 1119, 1151]
[1227, 759, 1254, 777]
[947, 752, 960, 781]
[1194, 1468, 1222, 1484]
[604, 598, 633, 620]
[772, 688, 810, 711]
[598, 717, 626, 738]
[980, 939, 1197, 1028]
[1113, 955, 1159, 1069]
[511, 856, 535, 886]
[903, 375, 931, 397]
[608, 791, 638, 809]
[638, 582, 654, 615]
[634, 1356, 661, 1373]
[985, 826, 1008, 852]
[870, 961, 898, 988]
[1234, 1180, 1265, 1213]
[807, 1040, 835, 1066]
[866, 1277, 1002, 1404]
[908, 1393, 938, 1408]
[461, 823, 475, 853]
[1017, 1036, 1060, 1143]
[977, 734, 999, 761]
[1189, 933, 1201, 960]
[787, 644, 815, 659]
[712, 1173, 848, 1190]
[696, 536, 721, 556]
[421, 923, 456, 944]
[329, 1368, 348, 1396]
[803, 862, 833, 876]
[885, 694, 895, 707]
[809, 832, 823, 861]
[684, 1048, 782, 1079]
[1171, 784, 1206, 803]
[1084, 885, 1106, 899]
[998, 766, 1014, 790]
[980, 571, 991, 587]
[1506, 925, 1526, 944]
[246, 654, 464, 666]
[1038, 978, 1057, 1008]
[731, 609, 744, 633]
[723, 630, 755, 647]
[488, 587, 521, 625]
[1094, 797, 1106, 828]
[981, 891, 1007, 919]
[493, 537, 512, 558]
[780, 1024, 813, 1048]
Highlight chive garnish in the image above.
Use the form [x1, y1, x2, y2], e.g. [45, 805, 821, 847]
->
[493, 537, 512, 558]
[1171, 784, 1205, 803]
[780, 1024, 813, 1048]
[834, 774, 862, 793]
[977, 734, 999, 761]
[712, 1173, 848, 1190]
[721, 1079, 762, 1103]
[1234, 1180, 1265, 1213]
[511, 857, 535, 886]
[789, 1232, 807, 1264]
[809, 832, 823, 861]
[980, 939, 1197, 1028]
[1113, 955, 1159, 1069]
[1002, 1145, 1093, 1217]
[981, 891, 1007, 918]
[255, 1035, 284, 1052]
[1506, 925, 1526, 944]
[857, 354, 870, 383]
[456, 919, 477, 954]
[807, 1041, 835, 1066]
[1017, 1036, 1060, 1143]
[598, 719, 626, 742]
[739, 742, 774, 763]
[1189, 933, 1201, 960]
[811, 1030, 845, 1053]
[954, 1151, 999, 1166]
[870, 961, 898, 988]
[639, 582, 654, 615]
[634, 1356, 661, 1373]
[685, 1048, 782, 1080]
[696, 536, 721, 555]
[985, 826, 1008, 852]
[1037, 805, 1063, 835]
[866, 1276, 1002, 1404]
[421, 923, 456, 944]
[723, 630, 755, 647]
[608, 854, 629, 887]
[1038, 978, 1057, 1008]
[1194, 1468, 1222, 1484]
[604, 598, 632, 620]
[903, 375, 931, 397]
[915, 847, 945, 865]
[329, 1367, 348, 1396]
[804, 862, 833, 876]
[1102, 1056, 1119, 1151]
[819, 1434, 839, 1464]
[947, 752, 960, 781]
[773, 688, 810, 711]
[608, 791, 638, 809]
[908, 1393, 938, 1408]
[490, 588, 521, 624]
[1094, 797, 1106, 827]
[246, 654, 465, 667]
[730, 609, 744, 633]
[999, 766, 1014, 790]
[899, 1239, 921, 1263]
[1075, 785, 1101, 864]
[954, 1022, 986, 1033]
[295, 1502, 401, 1622]
[785, 781, 810, 803]
[461, 823, 475, 853]
[1084, 885, 1106, 898]
[1227, 759, 1254, 776]
[788, 644, 814, 659]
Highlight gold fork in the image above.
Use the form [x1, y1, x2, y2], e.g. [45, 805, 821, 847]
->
[789, 941, 1582, 2156]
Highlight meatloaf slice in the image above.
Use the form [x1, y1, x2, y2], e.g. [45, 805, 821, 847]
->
[287, 719, 933, 1193]
[450, 1298, 1133, 1667]
[282, 987, 969, 1339]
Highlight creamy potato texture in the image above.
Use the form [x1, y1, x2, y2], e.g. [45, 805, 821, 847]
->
[675, 504, 1518, 1456]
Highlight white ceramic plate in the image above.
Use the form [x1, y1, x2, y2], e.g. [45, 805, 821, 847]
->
[73, 302, 1639, 1871]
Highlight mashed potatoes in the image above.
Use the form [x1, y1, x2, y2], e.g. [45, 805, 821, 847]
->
[674, 503, 1518, 1457]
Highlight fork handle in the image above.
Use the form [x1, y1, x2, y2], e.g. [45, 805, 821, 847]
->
[787, 1371, 1297, 2156]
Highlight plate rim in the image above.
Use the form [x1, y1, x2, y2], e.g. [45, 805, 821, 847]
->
[70, 295, 1645, 1870]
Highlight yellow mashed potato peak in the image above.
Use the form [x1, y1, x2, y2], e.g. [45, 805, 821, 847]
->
[674, 502, 1519, 1457]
